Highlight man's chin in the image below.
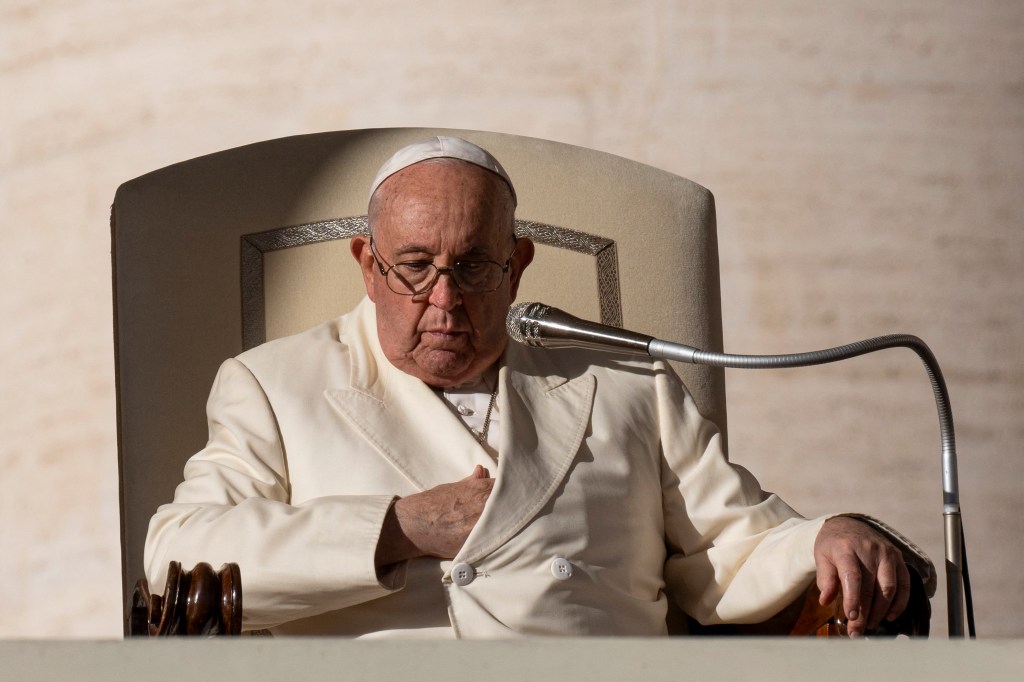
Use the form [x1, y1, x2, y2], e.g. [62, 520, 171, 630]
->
[407, 350, 474, 386]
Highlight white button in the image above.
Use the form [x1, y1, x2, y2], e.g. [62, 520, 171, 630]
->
[457, 404, 474, 416]
[451, 562, 475, 586]
[550, 557, 573, 580]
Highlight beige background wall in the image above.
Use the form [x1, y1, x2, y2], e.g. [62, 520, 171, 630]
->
[2, 0, 1021, 637]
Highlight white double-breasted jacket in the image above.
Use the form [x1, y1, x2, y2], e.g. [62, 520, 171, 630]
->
[145, 297, 825, 636]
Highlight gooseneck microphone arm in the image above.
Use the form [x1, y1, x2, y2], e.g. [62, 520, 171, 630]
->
[507, 301, 971, 637]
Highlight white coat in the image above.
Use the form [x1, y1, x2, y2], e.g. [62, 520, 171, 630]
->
[145, 298, 825, 637]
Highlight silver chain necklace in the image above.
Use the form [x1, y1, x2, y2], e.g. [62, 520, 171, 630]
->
[471, 384, 499, 445]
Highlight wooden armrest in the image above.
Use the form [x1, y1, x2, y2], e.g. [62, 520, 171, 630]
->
[127, 561, 242, 636]
[686, 565, 931, 637]
[789, 563, 931, 637]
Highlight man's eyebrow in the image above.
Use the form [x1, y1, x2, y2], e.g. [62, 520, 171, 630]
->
[391, 243, 435, 258]
[457, 246, 493, 259]
[390, 244, 495, 260]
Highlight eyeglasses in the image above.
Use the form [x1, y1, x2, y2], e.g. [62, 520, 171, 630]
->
[369, 238, 517, 296]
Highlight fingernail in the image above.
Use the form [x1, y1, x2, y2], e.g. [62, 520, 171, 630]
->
[848, 609, 859, 621]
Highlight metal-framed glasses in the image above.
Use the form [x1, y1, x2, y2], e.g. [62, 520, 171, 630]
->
[370, 238, 517, 296]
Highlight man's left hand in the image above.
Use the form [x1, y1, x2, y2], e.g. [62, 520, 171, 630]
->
[813, 516, 911, 638]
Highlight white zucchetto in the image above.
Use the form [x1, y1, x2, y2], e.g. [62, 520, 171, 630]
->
[369, 136, 517, 206]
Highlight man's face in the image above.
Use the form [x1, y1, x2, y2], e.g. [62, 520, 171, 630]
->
[352, 159, 533, 388]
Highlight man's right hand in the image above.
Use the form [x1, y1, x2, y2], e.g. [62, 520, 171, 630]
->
[375, 465, 493, 567]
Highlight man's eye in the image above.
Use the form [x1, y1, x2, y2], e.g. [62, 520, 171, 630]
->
[399, 262, 433, 273]
[458, 262, 486, 274]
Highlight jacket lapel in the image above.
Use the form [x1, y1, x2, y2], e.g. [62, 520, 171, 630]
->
[456, 343, 596, 565]
[323, 299, 495, 491]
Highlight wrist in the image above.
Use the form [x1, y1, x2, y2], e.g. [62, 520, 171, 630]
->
[375, 497, 420, 567]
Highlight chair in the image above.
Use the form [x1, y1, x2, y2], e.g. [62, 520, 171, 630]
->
[111, 127, 923, 636]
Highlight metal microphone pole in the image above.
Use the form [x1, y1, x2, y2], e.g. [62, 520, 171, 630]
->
[648, 335, 966, 637]
[508, 302, 970, 637]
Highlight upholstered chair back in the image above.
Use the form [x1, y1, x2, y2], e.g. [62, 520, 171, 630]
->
[112, 128, 725, 613]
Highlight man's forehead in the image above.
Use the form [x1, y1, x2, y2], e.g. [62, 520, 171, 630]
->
[374, 206, 509, 250]
[372, 159, 514, 245]
[369, 136, 517, 206]
[372, 181, 513, 256]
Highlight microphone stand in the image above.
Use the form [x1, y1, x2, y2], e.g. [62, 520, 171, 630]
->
[508, 302, 972, 636]
[649, 335, 968, 637]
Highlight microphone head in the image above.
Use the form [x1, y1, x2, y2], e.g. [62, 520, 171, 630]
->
[506, 301, 654, 355]
[506, 301, 549, 345]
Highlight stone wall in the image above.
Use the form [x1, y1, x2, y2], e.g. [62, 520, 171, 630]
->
[2, 0, 1021, 637]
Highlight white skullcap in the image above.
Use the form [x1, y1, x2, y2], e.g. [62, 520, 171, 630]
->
[369, 136, 517, 206]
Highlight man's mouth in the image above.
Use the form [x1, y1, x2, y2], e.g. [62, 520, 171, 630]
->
[423, 329, 468, 343]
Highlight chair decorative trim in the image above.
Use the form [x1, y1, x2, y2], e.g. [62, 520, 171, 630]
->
[514, 219, 622, 329]
[241, 216, 368, 350]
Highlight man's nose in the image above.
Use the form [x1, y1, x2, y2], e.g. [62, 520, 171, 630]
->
[426, 268, 462, 310]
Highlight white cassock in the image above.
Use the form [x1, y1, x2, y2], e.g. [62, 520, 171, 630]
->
[146, 297, 833, 637]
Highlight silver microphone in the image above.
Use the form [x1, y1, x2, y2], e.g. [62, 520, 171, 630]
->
[505, 301, 700, 361]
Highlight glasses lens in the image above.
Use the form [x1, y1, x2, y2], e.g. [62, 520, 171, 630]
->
[453, 261, 502, 291]
[386, 259, 506, 295]
[389, 263, 435, 294]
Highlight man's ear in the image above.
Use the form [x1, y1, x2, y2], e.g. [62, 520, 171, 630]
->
[350, 235, 378, 301]
[508, 237, 535, 302]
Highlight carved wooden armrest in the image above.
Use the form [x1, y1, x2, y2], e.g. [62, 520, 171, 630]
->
[127, 561, 242, 636]
[687, 565, 931, 637]
[788, 563, 931, 637]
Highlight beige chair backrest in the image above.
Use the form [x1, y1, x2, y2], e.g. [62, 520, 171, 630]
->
[112, 128, 726, 614]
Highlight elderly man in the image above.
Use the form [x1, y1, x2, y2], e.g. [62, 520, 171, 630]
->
[146, 137, 916, 638]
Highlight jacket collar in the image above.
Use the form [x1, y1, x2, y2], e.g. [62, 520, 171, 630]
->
[325, 298, 494, 489]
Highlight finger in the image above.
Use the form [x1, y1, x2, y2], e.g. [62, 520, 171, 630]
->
[464, 465, 490, 480]
[887, 560, 912, 622]
[867, 556, 899, 629]
[838, 560, 865, 636]
[816, 560, 840, 607]
[473, 476, 495, 499]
